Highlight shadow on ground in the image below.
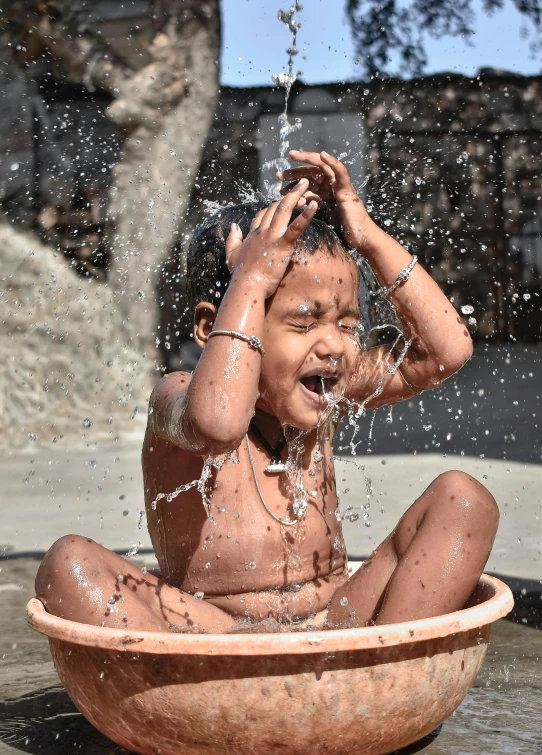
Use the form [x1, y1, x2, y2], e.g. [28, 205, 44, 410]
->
[0, 686, 129, 754]
[0, 685, 442, 755]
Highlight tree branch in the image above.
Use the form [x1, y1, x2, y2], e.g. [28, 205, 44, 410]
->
[33, 12, 129, 96]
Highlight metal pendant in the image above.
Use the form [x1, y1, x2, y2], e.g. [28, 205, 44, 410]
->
[265, 459, 288, 474]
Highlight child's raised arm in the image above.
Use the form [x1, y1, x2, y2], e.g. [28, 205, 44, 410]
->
[150, 181, 318, 455]
[279, 151, 473, 408]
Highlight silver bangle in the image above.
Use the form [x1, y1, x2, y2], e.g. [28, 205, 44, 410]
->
[152, 394, 206, 453]
[208, 329, 265, 357]
[374, 256, 418, 298]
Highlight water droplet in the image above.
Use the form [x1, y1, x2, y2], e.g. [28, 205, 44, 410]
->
[28, 433, 38, 441]
[312, 448, 324, 464]
[461, 305, 474, 315]
[138, 290, 146, 301]
[87, 460, 97, 468]
[248, 560, 256, 569]
[194, 591, 205, 600]
[82, 418, 93, 428]
[340, 596, 348, 607]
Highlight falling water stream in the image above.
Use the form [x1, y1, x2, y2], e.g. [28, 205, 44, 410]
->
[263, 1, 304, 196]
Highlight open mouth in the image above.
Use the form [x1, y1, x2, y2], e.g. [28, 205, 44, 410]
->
[299, 374, 340, 404]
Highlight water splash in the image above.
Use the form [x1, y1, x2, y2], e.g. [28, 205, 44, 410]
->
[263, 2, 304, 197]
[151, 453, 238, 517]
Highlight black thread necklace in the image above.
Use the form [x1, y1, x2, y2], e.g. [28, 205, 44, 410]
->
[249, 419, 288, 473]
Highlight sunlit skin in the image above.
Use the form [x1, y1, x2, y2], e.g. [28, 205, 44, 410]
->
[36, 153, 499, 633]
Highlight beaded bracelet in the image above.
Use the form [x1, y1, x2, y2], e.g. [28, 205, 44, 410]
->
[373, 256, 418, 298]
[208, 329, 265, 357]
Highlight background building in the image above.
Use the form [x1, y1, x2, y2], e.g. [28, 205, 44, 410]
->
[2, 56, 541, 369]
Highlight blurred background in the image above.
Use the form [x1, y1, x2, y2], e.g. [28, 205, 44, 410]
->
[0, 2, 540, 751]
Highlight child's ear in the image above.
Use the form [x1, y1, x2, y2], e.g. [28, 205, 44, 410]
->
[193, 302, 218, 350]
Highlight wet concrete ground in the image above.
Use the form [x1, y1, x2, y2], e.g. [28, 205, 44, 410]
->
[0, 558, 541, 755]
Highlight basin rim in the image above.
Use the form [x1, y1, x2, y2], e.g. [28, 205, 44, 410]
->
[26, 574, 513, 656]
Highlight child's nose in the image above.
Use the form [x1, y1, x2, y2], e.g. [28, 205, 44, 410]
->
[315, 326, 344, 360]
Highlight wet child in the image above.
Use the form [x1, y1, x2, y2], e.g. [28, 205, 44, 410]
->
[36, 151, 498, 633]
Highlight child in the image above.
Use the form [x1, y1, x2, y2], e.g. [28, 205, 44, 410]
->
[36, 151, 498, 633]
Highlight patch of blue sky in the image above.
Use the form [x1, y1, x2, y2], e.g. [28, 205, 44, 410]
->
[220, 0, 542, 86]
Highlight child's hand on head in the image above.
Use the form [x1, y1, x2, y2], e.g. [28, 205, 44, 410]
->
[225, 178, 318, 298]
[277, 151, 372, 250]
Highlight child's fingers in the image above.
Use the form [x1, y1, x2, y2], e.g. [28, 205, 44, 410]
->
[250, 207, 268, 231]
[289, 150, 336, 187]
[283, 200, 318, 243]
[225, 223, 244, 271]
[292, 190, 325, 207]
[293, 191, 321, 207]
[257, 200, 281, 231]
[277, 165, 324, 182]
[320, 151, 354, 192]
[288, 150, 323, 165]
[279, 175, 324, 197]
[269, 178, 309, 231]
[279, 180, 302, 197]
[225, 223, 243, 254]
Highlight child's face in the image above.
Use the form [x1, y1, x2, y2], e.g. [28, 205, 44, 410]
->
[257, 249, 361, 430]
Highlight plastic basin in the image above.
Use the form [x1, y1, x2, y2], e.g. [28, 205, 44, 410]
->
[26, 573, 513, 755]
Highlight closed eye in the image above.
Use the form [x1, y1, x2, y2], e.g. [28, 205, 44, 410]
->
[290, 320, 316, 333]
[339, 321, 361, 334]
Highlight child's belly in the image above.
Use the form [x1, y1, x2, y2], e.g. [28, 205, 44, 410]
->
[149, 490, 348, 621]
[204, 567, 348, 622]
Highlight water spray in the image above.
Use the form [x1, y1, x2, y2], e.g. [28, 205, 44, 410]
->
[264, 2, 304, 196]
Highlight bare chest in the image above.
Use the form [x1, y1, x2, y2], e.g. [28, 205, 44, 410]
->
[143, 437, 347, 594]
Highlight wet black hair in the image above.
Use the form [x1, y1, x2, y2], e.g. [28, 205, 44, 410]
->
[186, 201, 354, 312]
